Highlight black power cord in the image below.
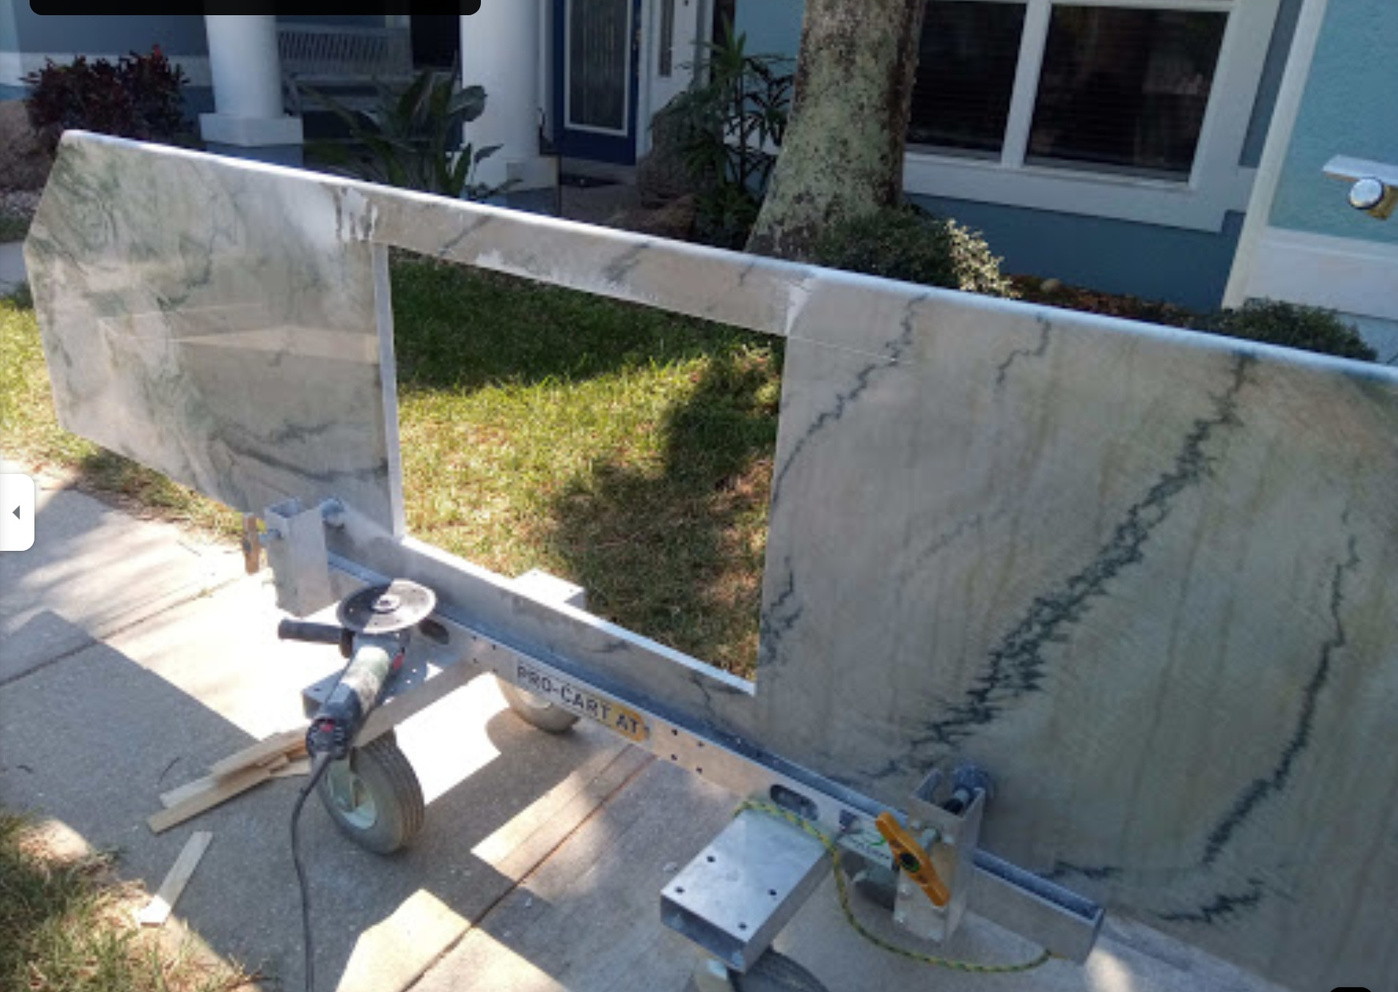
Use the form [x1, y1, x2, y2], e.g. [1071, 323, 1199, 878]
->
[291, 753, 334, 992]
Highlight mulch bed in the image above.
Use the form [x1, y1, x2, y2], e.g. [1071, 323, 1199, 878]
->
[1010, 274, 1200, 328]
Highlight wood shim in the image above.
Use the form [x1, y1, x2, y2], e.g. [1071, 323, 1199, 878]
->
[159, 728, 308, 808]
[137, 831, 213, 926]
[207, 727, 307, 777]
[159, 753, 291, 809]
[270, 756, 312, 778]
[148, 756, 287, 834]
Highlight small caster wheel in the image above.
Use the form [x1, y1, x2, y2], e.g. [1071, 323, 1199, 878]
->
[317, 731, 424, 854]
[496, 676, 580, 734]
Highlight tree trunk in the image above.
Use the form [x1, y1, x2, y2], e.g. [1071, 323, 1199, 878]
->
[745, 0, 925, 260]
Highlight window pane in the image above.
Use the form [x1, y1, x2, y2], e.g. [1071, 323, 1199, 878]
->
[659, 0, 676, 77]
[569, 0, 630, 131]
[909, 2, 1027, 156]
[1027, 6, 1227, 179]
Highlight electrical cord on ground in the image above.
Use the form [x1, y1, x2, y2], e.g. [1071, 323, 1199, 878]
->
[734, 800, 1054, 974]
[292, 752, 334, 992]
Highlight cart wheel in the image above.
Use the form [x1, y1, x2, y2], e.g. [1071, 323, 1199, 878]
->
[731, 951, 830, 992]
[317, 731, 424, 854]
[496, 676, 580, 734]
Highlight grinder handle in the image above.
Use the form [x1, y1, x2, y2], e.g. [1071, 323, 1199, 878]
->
[278, 620, 347, 644]
[279, 620, 354, 659]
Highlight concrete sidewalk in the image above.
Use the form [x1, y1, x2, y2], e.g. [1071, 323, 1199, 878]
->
[0, 470, 1286, 992]
[1, 240, 25, 295]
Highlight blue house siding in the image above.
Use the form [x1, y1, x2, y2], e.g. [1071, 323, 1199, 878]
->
[0, 0, 18, 99]
[735, 0, 1301, 308]
[913, 196, 1245, 311]
[1239, 0, 1303, 169]
[6, 12, 208, 56]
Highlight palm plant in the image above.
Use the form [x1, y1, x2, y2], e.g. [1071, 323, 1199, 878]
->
[660, 22, 793, 247]
[307, 67, 511, 201]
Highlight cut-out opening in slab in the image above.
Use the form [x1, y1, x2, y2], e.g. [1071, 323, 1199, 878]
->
[386, 252, 783, 680]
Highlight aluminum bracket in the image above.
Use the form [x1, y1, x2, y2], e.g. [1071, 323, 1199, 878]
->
[264, 498, 335, 617]
[661, 808, 829, 973]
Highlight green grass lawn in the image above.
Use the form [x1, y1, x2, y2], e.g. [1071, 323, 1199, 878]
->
[0, 813, 252, 992]
[0, 288, 238, 536]
[1, 259, 782, 676]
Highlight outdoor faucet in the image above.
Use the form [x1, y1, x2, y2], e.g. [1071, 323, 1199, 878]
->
[1323, 155, 1398, 220]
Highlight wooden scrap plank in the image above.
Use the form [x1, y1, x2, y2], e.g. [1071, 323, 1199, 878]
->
[136, 831, 213, 926]
[207, 728, 306, 777]
[269, 757, 312, 779]
[148, 756, 287, 834]
[159, 753, 291, 809]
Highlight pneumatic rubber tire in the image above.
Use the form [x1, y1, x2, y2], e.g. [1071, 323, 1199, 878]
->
[316, 731, 424, 854]
[496, 676, 581, 734]
[731, 951, 831, 992]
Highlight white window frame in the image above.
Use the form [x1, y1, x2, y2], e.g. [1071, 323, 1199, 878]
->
[903, 0, 1282, 231]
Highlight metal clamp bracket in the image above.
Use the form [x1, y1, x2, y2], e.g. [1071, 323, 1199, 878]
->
[887, 766, 987, 943]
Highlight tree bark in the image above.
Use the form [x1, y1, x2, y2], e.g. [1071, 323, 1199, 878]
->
[745, 0, 925, 260]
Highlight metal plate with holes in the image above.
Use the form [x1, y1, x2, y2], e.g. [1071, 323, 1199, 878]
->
[662, 809, 829, 973]
[511, 660, 649, 742]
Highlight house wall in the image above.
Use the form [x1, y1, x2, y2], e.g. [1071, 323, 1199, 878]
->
[0, 0, 19, 99]
[1232, 0, 1398, 363]
[1268, 0, 1398, 246]
[734, 0, 1303, 309]
[918, 197, 1246, 312]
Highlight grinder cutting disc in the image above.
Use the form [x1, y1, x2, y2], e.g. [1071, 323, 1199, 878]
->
[338, 579, 437, 634]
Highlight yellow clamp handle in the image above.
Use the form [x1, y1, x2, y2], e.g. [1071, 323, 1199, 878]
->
[875, 812, 951, 907]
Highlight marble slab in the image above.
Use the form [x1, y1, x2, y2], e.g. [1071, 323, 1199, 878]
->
[27, 134, 1398, 990]
[24, 135, 402, 532]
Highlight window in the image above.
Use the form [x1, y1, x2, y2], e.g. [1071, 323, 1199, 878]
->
[1027, 6, 1227, 178]
[903, 0, 1281, 231]
[658, 0, 676, 78]
[909, 3, 1027, 157]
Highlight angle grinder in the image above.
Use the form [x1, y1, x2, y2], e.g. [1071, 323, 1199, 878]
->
[279, 578, 437, 759]
[278, 578, 437, 992]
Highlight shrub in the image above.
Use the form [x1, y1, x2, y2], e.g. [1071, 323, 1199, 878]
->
[1195, 300, 1375, 362]
[811, 205, 1016, 298]
[23, 46, 189, 153]
[662, 22, 792, 248]
[308, 68, 509, 201]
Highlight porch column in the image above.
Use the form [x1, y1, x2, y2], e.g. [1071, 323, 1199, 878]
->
[200, 15, 303, 167]
[461, 4, 554, 190]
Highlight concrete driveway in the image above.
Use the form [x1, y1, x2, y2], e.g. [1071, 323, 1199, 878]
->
[0, 466, 1286, 992]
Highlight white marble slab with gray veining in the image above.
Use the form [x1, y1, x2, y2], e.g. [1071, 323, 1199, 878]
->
[26, 133, 1398, 990]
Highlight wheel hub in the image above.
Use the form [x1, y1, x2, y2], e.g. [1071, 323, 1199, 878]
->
[325, 759, 378, 829]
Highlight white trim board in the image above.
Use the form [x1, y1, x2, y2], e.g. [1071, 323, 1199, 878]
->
[1224, 0, 1329, 306]
[1236, 226, 1398, 321]
[903, 156, 1256, 230]
[0, 51, 212, 88]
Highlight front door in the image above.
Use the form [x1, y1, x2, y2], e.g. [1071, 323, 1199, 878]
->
[554, 0, 642, 164]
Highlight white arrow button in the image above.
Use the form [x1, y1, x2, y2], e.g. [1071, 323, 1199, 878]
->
[0, 474, 35, 551]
